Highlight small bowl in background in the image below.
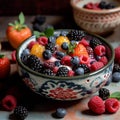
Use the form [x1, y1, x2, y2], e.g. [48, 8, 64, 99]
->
[16, 30, 114, 101]
[70, 0, 120, 35]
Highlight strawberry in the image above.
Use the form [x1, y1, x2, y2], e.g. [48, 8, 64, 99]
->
[72, 43, 89, 58]
[0, 55, 10, 79]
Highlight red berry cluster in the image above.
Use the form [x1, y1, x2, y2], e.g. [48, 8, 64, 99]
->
[88, 95, 119, 114]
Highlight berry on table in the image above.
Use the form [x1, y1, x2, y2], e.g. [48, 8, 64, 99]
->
[105, 98, 119, 113]
[88, 96, 105, 114]
[99, 88, 110, 100]
[113, 63, 120, 73]
[112, 72, 120, 82]
[1, 95, 17, 111]
[14, 106, 28, 120]
[55, 108, 67, 118]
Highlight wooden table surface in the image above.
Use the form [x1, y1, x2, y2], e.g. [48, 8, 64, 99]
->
[0, 16, 120, 120]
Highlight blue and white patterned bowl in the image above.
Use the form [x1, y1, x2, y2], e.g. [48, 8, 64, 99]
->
[16, 30, 114, 101]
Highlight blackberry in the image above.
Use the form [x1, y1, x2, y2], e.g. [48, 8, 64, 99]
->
[26, 55, 43, 72]
[78, 64, 90, 74]
[99, 88, 110, 100]
[99, 1, 107, 9]
[42, 69, 55, 76]
[113, 63, 120, 73]
[13, 106, 28, 120]
[56, 67, 69, 77]
[43, 61, 55, 69]
[45, 42, 55, 53]
[86, 46, 94, 59]
[90, 37, 102, 48]
[67, 30, 86, 41]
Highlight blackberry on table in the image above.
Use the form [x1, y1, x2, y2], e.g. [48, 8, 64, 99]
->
[67, 30, 86, 41]
[42, 69, 55, 76]
[26, 55, 43, 72]
[99, 88, 110, 100]
[90, 37, 102, 48]
[45, 42, 55, 53]
[56, 67, 69, 77]
[113, 63, 120, 73]
[13, 106, 28, 120]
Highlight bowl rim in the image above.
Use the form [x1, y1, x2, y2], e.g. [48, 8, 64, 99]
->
[16, 29, 114, 80]
[70, 0, 120, 14]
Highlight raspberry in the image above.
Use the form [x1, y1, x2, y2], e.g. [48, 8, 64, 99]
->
[68, 70, 75, 77]
[28, 41, 38, 50]
[11, 50, 16, 63]
[115, 46, 120, 63]
[105, 98, 119, 113]
[79, 55, 90, 65]
[99, 88, 110, 100]
[88, 96, 105, 114]
[1, 95, 17, 111]
[90, 61, 104, 71]
[79, 38, 89, 46]
[61, 55, 72, 66]
[94, 45, 106, 56]
[99, 56, 108, 65]
[37, 36, 48, 46]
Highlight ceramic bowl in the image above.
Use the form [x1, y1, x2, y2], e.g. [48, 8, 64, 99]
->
[70, 0, 120, 35]
[16, 30, 114, 101]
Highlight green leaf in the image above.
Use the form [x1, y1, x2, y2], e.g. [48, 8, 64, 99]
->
[19, 12, 25, 25]
[0, 55, 4, 58]
[44, 27, 54, 38]
[67, 42, 76, 54]
[110, 92, 120, 100]
[8, 23, 14, 26]
[33, 31, 45, 38]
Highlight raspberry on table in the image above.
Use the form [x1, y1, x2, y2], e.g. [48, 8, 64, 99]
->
[1, 95, 17, 111]
[99, 88, 110, 100]
[105, 98, 119, 113]
[114, 46, 120, 63]
[88, 96, 105, 114]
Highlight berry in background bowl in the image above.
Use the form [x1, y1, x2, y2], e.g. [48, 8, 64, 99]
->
[16, 29, 114, 101]
[70, 0, 120, 35]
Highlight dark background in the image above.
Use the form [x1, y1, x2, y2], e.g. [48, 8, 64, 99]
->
[0, 0, 72, 16]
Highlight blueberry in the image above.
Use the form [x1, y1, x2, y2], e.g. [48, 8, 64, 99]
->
[75, 67, 84, 75]
[71, 56, 80, 66]
[99, 1, 107, 9]
[34, 15, 46, 25]
[60, 31, 68, 36]
[106, 3, 115, 9]
[32, 23, 41, 31]
[48, 36, 56, 43]
[43, 50, 52, 60]
[54, 61, 61, 67]
[55, 108, 67, 118]
[55, 51, 65, 60]
[112, 72, 120, 82]
[61, 42, 69, 50]
[95, 56, 101, 61]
